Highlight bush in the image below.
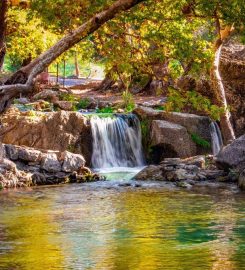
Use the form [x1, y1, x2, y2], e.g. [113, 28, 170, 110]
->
[59, 93, 77, 102]
[165, 87, 224, 120]
[76, 98, 90, 110]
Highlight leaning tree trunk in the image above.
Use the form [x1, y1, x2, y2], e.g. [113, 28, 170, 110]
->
[0, 0, 7, 71]
[211, 42, 236, 144]
[0, 0, 145, 113]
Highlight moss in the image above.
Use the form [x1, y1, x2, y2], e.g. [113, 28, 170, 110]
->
[67, 144, 76, 153]
[191, 133, 211, 149]
[140, 119, 152, 157]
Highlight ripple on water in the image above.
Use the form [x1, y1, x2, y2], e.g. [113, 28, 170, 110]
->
[0, 181, 244, 270]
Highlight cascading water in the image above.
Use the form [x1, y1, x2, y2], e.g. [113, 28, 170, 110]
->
[210, 121, 223, 156]
[90, 114, 145, 170]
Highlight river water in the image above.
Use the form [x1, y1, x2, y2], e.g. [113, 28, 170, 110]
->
[0, 179, 244, 270]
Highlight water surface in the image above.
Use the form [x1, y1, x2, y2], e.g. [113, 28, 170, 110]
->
[0, 180, 244, 270]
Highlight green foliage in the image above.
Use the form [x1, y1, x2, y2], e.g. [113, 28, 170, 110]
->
[67, 144, 76, 153]
[155, 105, 165, 111]
[5, 8, 58, 71]
[122, 90, 135, 113]
[191, 133, 211, 149]
[165, 88, 224, 120]
[140, 119, 151, 154]
[76, 98, 90, 110]
[96, 106, 114, 113]
[59, 93, 77, 102]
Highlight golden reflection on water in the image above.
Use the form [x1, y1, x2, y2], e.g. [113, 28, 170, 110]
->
[0, 186, 244, 270]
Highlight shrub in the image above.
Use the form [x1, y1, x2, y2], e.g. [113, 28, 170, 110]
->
[76, 98, 90, 110]
[165, 87, 224, 120]
[59, 93, 77, 102]
[122, 90, 135, 112]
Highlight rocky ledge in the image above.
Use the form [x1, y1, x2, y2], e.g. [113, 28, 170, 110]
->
[134, 155, 237, 189]
[0, 144, 103, 189]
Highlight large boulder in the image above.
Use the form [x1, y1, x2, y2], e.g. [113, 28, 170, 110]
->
[134, 106, 212, 142]
[216, 135, 245, 171]
[1, 109, 92, 164]
[150, 120, 196, 160]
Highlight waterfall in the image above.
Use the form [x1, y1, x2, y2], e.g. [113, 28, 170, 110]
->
[90, 114, 145, 169]
[210, 122, 223, 156]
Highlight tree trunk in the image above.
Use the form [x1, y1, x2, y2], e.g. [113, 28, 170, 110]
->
[0, 0, 145, 112]
[94, 68, 116, 91]
[0, 0, 7, 71]
[211, 43, 236, 144]
[74, 51, 80, 78]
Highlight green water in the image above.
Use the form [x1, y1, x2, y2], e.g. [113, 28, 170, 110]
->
[0, 182, 244, 270]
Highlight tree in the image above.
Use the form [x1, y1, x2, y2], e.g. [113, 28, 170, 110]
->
[0, 0, 145, 112]
[0, 0, 8, 71]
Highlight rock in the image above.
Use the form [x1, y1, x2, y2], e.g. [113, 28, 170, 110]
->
[134, 106, 212, 142]
[54, 101, 74, 111]
[77, 166, 92, 175]
[33, 90, 58, 101]
[5, 144, 19, 160]
[150, 120, 197, 159]
[183, 156, 206, 169]
[18, 148, 41, 162]
[0, 159, 33, 188]
[176, 181, 192, 189]
[61, 151, 85, 172]
[15, 97, 30, 104]
[165, 168, 196, 181]
[216, 135, 245, 171]
[41, 153, 62, 173]
[2, 110, 92, 163]
[200, 169, 226, 180]
[4, 144, 42, 162]
[238, 169, 245, 190]
[134, 165, 165, 181]
[219, 40, 245, 137]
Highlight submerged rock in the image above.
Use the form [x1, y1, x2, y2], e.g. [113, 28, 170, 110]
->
[135, 165, 165, 181]
[134, 155, 230, 187]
